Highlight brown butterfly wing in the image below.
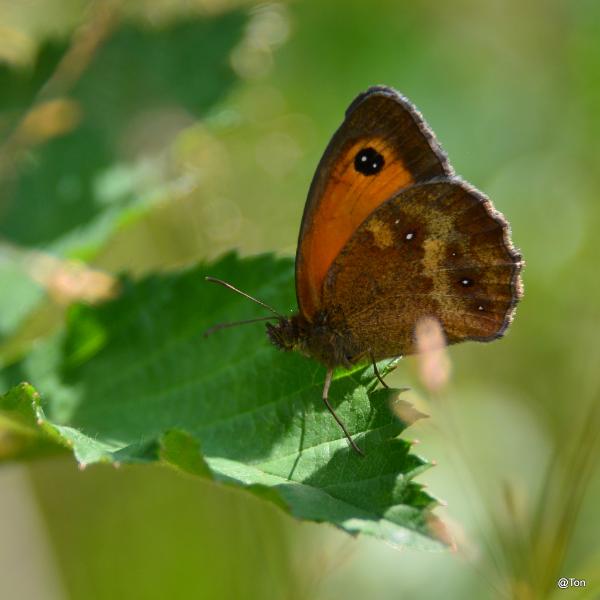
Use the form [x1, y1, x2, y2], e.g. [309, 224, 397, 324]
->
[322, 180, 523, 359]
[296, 86, 453, 321]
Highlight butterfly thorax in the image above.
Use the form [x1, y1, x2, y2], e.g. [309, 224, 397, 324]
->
[266, 310, 359, 369]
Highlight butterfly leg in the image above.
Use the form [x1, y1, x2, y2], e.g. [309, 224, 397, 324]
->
[370, 352, 389, 389]
[322, 368, 364, 456]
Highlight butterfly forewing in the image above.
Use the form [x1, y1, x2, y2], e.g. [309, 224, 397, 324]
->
[296, 87, 453, 321]
[322, 180, 523, 358]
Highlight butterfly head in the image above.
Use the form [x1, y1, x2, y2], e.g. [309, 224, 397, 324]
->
[265, 317, 301, 353]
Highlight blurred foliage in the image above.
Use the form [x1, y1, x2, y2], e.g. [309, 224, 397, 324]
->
[0, 261, 44, 337]
[1, 0, 600, 598]
[0, 6, 246, 345]
[0, 8, 246, 249]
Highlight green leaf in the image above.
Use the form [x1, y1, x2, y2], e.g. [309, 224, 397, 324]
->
[160, 429, 211, 478]
[1, 254, 445, 548]
[0, 382, 68, 459]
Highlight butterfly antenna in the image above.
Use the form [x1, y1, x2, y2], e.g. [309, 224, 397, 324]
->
[204, 276, 285, 337]
[205, 276, 283, 317]
[203, 316, 277, 337]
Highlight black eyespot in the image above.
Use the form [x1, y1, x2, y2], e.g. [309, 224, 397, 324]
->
[354, 147, 384, 175]
[459, 278, 474, 287]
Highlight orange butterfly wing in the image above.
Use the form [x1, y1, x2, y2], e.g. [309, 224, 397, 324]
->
[296, 86, 453, 321]
[322, 180, 524, 358]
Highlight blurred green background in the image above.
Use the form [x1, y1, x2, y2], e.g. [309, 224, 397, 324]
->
[1, 0, 599, 598]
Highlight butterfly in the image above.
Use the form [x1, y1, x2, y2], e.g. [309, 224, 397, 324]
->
[207, 86, 524, 455]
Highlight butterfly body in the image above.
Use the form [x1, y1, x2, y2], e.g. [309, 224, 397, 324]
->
[207, 86, 523, 454]
[266, 310, 359, 369]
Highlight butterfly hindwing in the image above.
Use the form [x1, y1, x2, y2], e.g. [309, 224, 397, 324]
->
[322, 180, 523, 358]
[295, 87, 453, 321]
